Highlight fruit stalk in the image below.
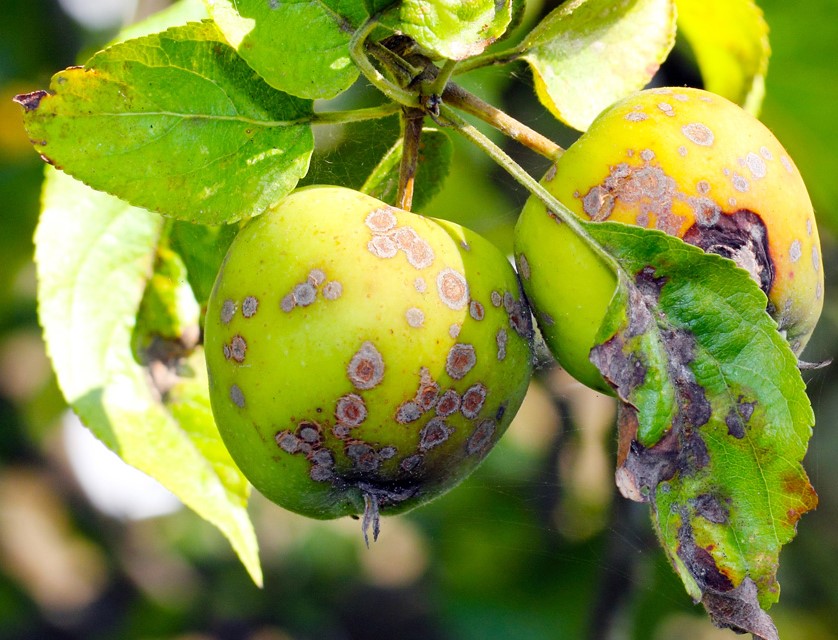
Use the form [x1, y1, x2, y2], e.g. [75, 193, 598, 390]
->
[397, 107, 424, 211]
[439, 104, 618, 273]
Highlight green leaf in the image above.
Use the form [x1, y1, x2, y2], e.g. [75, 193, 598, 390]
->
[169, 221, 239, 309]
[17, 21, 314, 224]
[360, 127, 453, 211]
[587, 223, 815, 639]
[676, 0, 770, 115]
[205, 0, 366, 100]
[36, 168, 262, 585]
[381, 0, 514, 60]
[517, 0, 676, 131]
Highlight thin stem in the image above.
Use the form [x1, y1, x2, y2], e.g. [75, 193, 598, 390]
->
[454, 48, 523, 74]
[443, 83, 564, 162]
[439, 104, 618, 272]
[310, 102, 401, 125]
[349, 18, 418, 107]
[366, 39, 421, 88]
[429, 58, 458, 97]
[397, 108, 424, 211]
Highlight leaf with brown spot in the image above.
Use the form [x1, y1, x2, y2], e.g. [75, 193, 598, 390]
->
[586, 222, 816, 638]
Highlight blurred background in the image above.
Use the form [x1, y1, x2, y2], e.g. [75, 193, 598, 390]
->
[1, 1, 837, 638]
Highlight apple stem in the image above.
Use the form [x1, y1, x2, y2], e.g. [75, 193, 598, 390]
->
[439, 104, 619, 273]
[350, 18, 419, 108]
[310, 103, 401, 125]
[442, 83, 564, 162]
[362, 493, 381, 548]
[398, 108, 424, 211]
[454, 49, 523, 75]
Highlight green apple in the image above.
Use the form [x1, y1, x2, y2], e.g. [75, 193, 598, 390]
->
[205, 185, 533, 532]
[515, 87, 824, 393]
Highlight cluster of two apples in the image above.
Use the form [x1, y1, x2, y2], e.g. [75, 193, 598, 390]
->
[205, 88, 823, 523]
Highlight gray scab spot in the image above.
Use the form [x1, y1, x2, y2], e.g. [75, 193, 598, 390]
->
[400, 454, 423, 473]
[348, 341, 385, 389]
[517, 253, 531, 280]
[817, 282, 823, 300]
[221, 299, 236, 324]
[322, 281, 343, 300]
[394, 227, 435, 269]
[448, 323, 461, 339]
[230, 384, 245, 408]
[682, 122, 714, 147]
[293, 282, 317, 306]
[419, 419, 453, 451]
[346, 442, 380, 472]
[673, 93, 689, 102]
[544, 165, 557, 182]
[760, 146, 774, 160]
[406, 307, 425, 328]
[469, 300, 485, 321]
[640, 149, 655, 162]
[308, 269, 326, 286]
[435, 389, 460, 417]
[696, 180, 710, 195]
[496, 328, 508, 360]
[745, 152, 767, 179]
[490, 291, 502, 307]
[582, 185, 615, 220]
[242, 296, 258, 318]
[657, 102, 674, 116]
[276, 430, 301, 453]
[365, 207, 397, 233]
[280, 293, 296, 313]
[437, 268, 469, 310]
[466, 419, 496, 456]
[368, 235, 398, 259]
[461, 383, 487, 419]
[226, 334, 247, 362]
[310, 465, 333, 482]
[781, 155, 795, 174]
[806, 219, 813, 236]
[297, 422, 321, 443]
[396, 401, 422, 424]
[790, 240, 802, 263]
[446, 344, 476, 380]
[415, 368, 440, 411]
[812, 246, 820, 271]
[335, 393, 367, 427]
[414, 277, 427, 293]
[379, 446, 397, 460]
[678, 146, 688, 157]
[624, 111, 648, 122]
[731, 173, 750, 193]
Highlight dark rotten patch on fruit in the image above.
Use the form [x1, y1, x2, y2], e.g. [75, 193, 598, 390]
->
[683, 210, 775, 297]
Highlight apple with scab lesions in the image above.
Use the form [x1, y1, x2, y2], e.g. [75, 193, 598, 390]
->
[204, 185, 534, 536]
[514, 87, 824, 393]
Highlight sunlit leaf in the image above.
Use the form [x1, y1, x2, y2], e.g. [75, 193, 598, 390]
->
[676, 0, 770, 115]
[518, 0, 676, 131]
[381, 0, 514, 60]
[36, 168, 262, 585]
[205, 0, 367, 100]
[17, 21, 314, 224]
[587, 222, 815, 640]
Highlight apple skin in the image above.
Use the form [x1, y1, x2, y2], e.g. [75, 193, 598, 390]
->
[205, 185, 533, 520]
[515, 87, 824, 393]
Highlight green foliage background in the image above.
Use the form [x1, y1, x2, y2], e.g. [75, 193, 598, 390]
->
[1, 1, 837, 639]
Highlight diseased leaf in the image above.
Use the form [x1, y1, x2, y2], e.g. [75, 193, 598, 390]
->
[676, 0, 770, 115]
[205, 0, 366, 100]
[518, 0, 676, 131]
[17, 21, 314, 224]
[361, 127, 453, 211]
[36, 168, 262, 585]
[586, 222, 815, 639]
[381, 0, 514, 60]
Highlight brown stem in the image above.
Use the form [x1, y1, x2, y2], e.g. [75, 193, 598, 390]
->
[398, 107, 424, 211]
[443, 83, 565, 162]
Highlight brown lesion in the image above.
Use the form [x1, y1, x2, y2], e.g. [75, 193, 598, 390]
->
[683, 209, 775, 297]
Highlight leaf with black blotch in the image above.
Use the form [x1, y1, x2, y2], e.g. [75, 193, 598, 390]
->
[16, 21, 314, 224]
[586, 222, 816, 640]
